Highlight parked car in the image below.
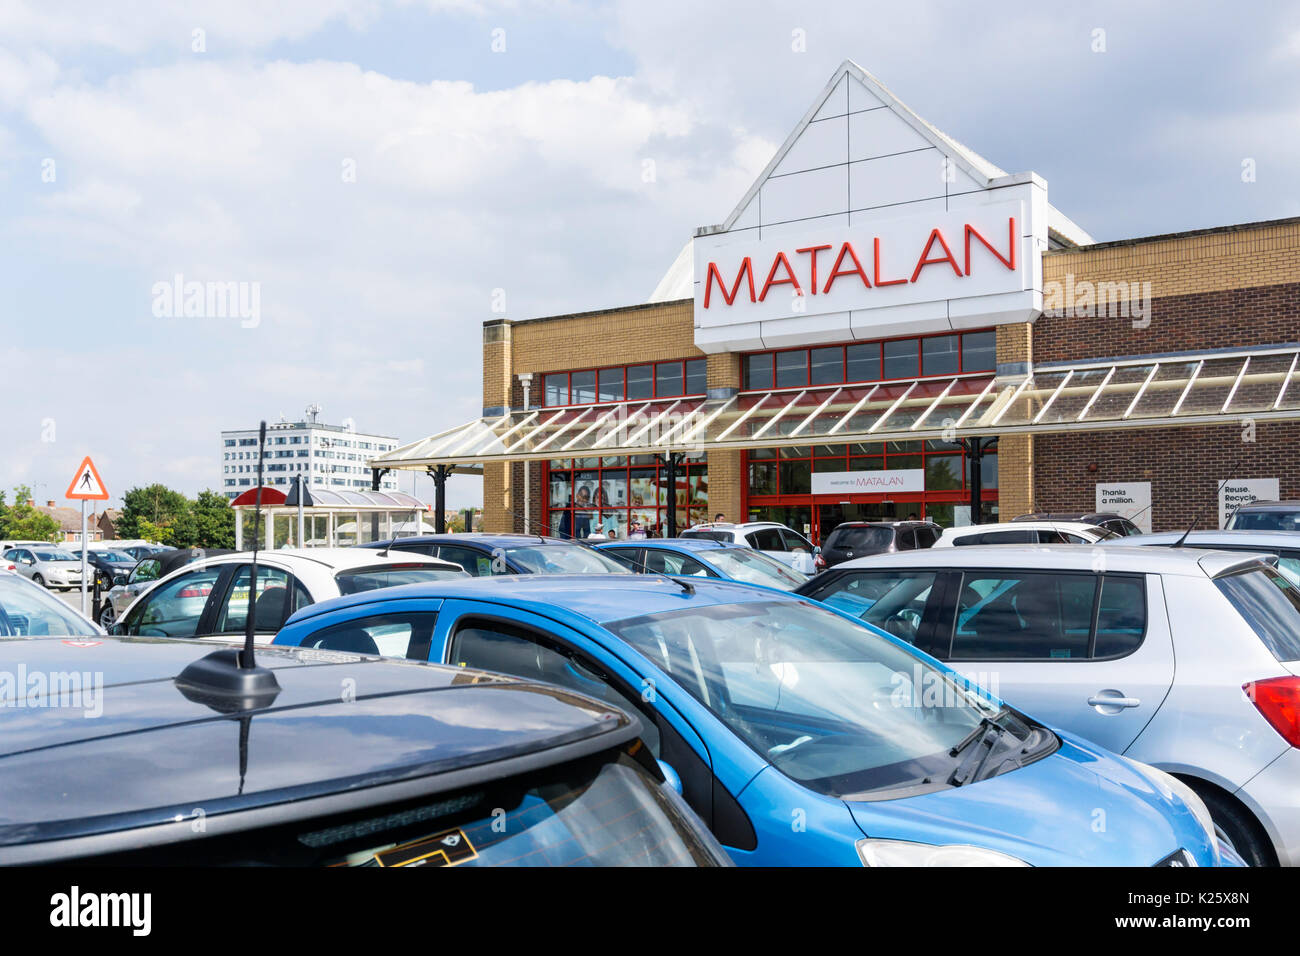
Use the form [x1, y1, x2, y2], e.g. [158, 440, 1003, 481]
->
[819, 520, 941, 568]
[0, 569, 103, 636]
[0, 539, 56, 553]
[0, 635, 726, 866]
[595, 538, 808, 591]
[1013, 512, 1143, 536]
[679, 521, 817, 570]
[358, 533, 632, 576]
[1116, 530, 1300, 586]
[64, 548, 137, 590]
[795, 544, 1300, 865]
[274, 575, 1239, 867]
[99, 547, 235, 629]
[108, 547, 467, 641]
[1, 546, 85, 590]
[935, 521, 1120, 548]
[1227, 500, 1300, 532]
[117, 543, 171, 560]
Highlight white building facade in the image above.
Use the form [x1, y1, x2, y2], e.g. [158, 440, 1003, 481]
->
[221, 414, 400, 499]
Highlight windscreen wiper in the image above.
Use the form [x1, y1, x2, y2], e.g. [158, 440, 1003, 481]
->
[947, 716, 1007, 787]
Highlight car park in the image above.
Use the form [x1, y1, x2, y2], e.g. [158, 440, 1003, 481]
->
[795, 543, 1300, 865]
[109, 547, 467, 641]
[98, 547, 236, 629]
[1, 546, 85, 590]
[65, 547, 137, 590]
[1227, 500, 1300, 532]
[934, 520, 1119, 547]
[358, 533, 632, 576]
[0, 569, 103, 636]
[1012, 512, 1143, 536]
[679, 521, 817, 570]
[595, 538, 808, 591]
[0, 635, 726, 866]
[819, 520, 941, 568]
[273, 574, 1238, 867]
[1115, 530, 1300, 585]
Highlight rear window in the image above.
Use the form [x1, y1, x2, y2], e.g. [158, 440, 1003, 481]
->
[1230, 510, 1300, 532]
[1214, 566, 1300, 662]
[335, 565, 467, 595]
[680, 530, 732, 542]
[827, 526, 894, 552]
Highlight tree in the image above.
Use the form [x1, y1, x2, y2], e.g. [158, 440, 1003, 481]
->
[0, 486, 60, 542]
[118, 484, 195, 545]
[192, 490, 235, 549]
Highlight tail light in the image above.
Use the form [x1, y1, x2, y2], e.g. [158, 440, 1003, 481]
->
[814, 554, 827, 571]
[1244, 677, 1300, 748]
[178, 585, 212, 598]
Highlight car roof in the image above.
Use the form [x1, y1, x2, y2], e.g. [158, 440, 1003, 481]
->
[0, 636, 636, 860]
[599, 537, 735, 552]
[180, 547, 463, 573]
[364, 534, 577, 548]
[944, 521, 1105, 536]
[1232, 500, 1300, 511]
[1123, 530, 1300, 548]
[830, 543, 1272, 578]
[827, 520, 937, 529]
[287, 572, 796, 629]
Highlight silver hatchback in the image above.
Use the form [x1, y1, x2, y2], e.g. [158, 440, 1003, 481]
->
[2, 547, 85, 591]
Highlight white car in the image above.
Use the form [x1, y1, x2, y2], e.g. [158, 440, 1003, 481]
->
[0, 569, 102, 636]
[678, 521, 816, 571]
[109, 548, 467, 642]
[1, 546, 85, 590]
[934, 520, 1120, 547]
[797, 543, 1300, 866]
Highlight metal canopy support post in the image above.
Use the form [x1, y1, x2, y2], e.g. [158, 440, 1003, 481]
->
[370, 467, 390, 492]
[427, 465, 449, 534]
[658, 452, 684, 538]
[962, 437, 998, 525]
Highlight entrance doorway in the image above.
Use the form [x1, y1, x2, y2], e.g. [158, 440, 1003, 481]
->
[818, 502, 920, 543]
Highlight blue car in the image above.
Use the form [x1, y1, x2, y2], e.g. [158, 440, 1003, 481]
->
[596, 537, 808, 591]
[274, 575, 1242, 866]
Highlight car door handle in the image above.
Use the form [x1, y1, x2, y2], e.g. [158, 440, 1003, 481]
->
[1088, 694, 1141, 709]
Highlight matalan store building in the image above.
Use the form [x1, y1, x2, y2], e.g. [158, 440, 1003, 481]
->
[375, 61, 1300, 542]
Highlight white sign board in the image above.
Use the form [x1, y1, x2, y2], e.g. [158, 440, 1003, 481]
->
[1095, 482, 1152, 534]
[811, 469, 925, 495]
[1219, 478, 1279, 529]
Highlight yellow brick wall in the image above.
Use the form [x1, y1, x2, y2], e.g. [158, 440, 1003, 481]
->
[511, 299, 698, 375]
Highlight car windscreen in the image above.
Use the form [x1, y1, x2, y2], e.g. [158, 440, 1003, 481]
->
[605, 599, 1031, 798]
[704, 548, 805, 590]
[828, 526, 894, 552]
[1231, 511, 1300, 532]
[1214, 565, 1300, 662]
[503, 544, 631, 574]
[0, 575, 95, 636]
[82, 749, 729, 867]
[335, 565, 468, 595]
[99, 551, 134, 563]
[35, 551, 77, 562]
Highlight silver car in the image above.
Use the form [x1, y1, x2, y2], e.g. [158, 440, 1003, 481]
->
[2, 547, 85, 591]
[798, 544, 1300, 867]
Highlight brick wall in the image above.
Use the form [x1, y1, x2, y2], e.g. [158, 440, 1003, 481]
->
[1033, 421, 1300, 532]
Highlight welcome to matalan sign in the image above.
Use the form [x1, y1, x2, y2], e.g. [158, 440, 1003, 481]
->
[694, 200, 1034, 333]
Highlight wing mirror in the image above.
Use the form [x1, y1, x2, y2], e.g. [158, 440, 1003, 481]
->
[656, 760, 683, 795]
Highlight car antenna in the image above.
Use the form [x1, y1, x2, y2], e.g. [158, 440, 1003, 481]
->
[175, 420, 281, 707]
[1173, 452, 1248, 548]
[502, 505, 696, 595]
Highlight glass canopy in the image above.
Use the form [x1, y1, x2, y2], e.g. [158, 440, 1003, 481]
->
[372, 347, 1300, 469]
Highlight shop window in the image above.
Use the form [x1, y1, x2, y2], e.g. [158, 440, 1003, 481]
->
[968, 453, 998, 489]
[779, 460, 811, 494]
[883, 339, 919, 379]
[846, 343, 881, 382]
[745, 354, 774, 390]
[598, 367, 624, 402]
[961, 330, 996, 371]
[810, 347, 844, 385]
[627, 364, 653, 400]
[922, 335, 960, 376]
[925, 455, 964, 491]
[748, 462, 778, 495]
[685, 358, 707, 395]
[544, 372, 568, 406]
[656, 361, 684, 398]
[775, 350, 808, 388]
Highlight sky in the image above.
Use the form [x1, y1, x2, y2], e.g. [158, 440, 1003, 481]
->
[2, 0, 1298, 511]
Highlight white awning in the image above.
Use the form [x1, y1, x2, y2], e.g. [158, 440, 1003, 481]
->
[372, 346, 1300, 469]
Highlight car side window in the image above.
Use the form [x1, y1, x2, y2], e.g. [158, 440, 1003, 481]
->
[748, 528, 785, 551]
[131, 559, 161, 584]
[435, 545, 487, 576]
[447, 619, 660, 756]
[806, 570, 942, 651]
[123, 566, 224, 637]
[299, 611, 439, 659]
[951, 571, 1098, 660]
[601, 547, 643, 571]
[643, 550, 709, 576]
[896, 529, 917, 551]
[1093, 575, 1147, 657]
[778, 528, 808, 551]
[212, 565, 298, 634]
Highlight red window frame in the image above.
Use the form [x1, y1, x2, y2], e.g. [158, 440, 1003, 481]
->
[540, 358, 707, 408]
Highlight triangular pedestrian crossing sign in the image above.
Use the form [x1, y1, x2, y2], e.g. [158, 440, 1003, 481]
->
[65, 456, 109, 501]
